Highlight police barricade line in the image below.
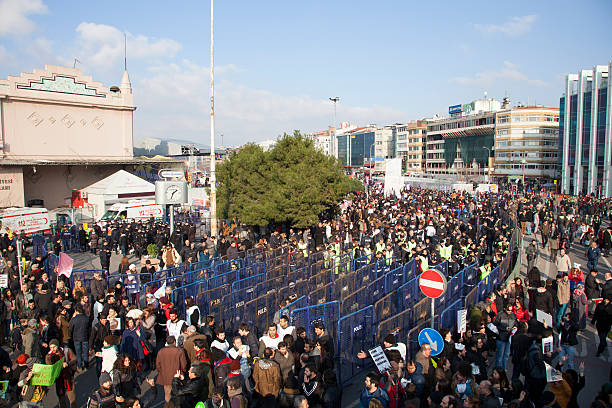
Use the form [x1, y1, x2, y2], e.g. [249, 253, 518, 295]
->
[403, 259, 416, 281]
[406, 320, 430, 360]
[214, 258, 244, 276]
[367, 275, 386, 307]
[341, 285, 368, 316]
[337, 305, 375, 386]
[309, 269, 335, 292]
[397, 277, 419, 312]
[352, 254, 373, 272]
[287, 265, 309, 285]
[278, 280, 310, 302]
[335, 272, 360, 303]
[384, 266, 406, 295]
[375, 257, 398, 277]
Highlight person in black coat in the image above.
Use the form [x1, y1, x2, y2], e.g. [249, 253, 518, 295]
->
[171, 364, 205, 408]
[321, 369, 342, 408]
[592, 296, 612, 357]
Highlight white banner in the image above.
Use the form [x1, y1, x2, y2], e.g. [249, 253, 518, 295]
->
[384, 158, 402, 197]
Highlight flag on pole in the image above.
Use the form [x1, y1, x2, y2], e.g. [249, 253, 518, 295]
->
[58, 252, 74, 278]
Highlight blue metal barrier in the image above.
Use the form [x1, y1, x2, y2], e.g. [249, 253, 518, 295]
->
[232, 273, 265, 292]
[337, 305, 375, 386]
[290, 301, 341, 341]
[278, 295, 307, 320]
[440, 299, 463, 331]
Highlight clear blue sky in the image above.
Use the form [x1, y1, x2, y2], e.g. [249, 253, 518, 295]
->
[1, 0, 611, 146]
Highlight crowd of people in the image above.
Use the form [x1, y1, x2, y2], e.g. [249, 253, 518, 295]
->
[0, 188, 610, 408]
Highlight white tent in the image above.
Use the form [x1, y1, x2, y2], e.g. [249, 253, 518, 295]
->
[80, 170, 155, 219]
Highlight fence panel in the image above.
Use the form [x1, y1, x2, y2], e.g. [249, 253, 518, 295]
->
[403, 259, 416, 280]
[255, 276, 285, 298]
[476, 277, 490, 303]
[337, 305, 375, 386]
[384, 266, 406, 294]
[278, 295, 308, 320]
[207, 270, 238, 290]
[463, 263, 479, 289]
[375, 257, 398, 276]
[309, 282, 338, 305]
[232, 273, 265, 292]
[376, 308, 412, 347]
[244, 292, 277, 336]
[464, 286, 478, 310]
[353, 254, 372, 271]
[367, 275, 386, 306]
[446, 268, 463, 303]
[197, 284, 231, 317]
[335, 272, 360, 302]
[266, 264, 289, 280]
[374, 291, 397, 324]
[354, 264, 377, 286]
[278, 280, 309, 302]
[341, 285, 368, 316]
[309, 260, 327, 278]
[397, 278, 420, 311]
[71, 270, 105, 290]
[214, 258, 245, 275]
[290, 301, 340, 341]
[407, 320, 430, 360]
[287, 265, 309, 284]
[439, 299, 464, 331]
[411, 298, 431, 326]
[309, 270, 334, 291]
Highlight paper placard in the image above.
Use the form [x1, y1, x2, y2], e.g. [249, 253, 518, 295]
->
[542, 336, 554, 354]
[545, 362, 562, 382]
[0, 275, 7, 289]
[457, 309, 467, 334]
[536, 309, 553, 327]
[368, 346, 392, 373]
[30, 357, 63, 386]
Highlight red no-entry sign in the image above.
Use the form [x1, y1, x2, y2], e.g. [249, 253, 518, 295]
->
[419, 269, 447, 298]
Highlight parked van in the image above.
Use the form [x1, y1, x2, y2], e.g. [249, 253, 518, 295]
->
[100, 200, 164, 223]
[0, 207, 50, 235]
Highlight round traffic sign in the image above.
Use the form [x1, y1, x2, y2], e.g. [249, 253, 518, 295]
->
[418, 328, 444, 356]
[419, 269, 447, 298]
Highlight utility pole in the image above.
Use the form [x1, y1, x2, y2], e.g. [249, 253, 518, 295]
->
[329, 97, 340, 157]
[209, 0, 217, 238]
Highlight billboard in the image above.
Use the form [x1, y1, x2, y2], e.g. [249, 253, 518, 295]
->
[449, 105, 462, 114]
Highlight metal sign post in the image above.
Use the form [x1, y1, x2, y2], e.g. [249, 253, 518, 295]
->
[16, 239, 23, 293]
[419, 268, 447, 329]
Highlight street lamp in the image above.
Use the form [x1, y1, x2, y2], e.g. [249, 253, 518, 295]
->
[482, 146, 492, 183]
[522, 159, 527, 192]
[329, 97, 340, 157]
[367, 143, 375, 200]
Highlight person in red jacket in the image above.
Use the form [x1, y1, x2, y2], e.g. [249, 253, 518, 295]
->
[513, 298, 529, 322]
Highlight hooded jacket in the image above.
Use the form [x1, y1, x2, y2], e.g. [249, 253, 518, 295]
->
[252, 358, 281, 397]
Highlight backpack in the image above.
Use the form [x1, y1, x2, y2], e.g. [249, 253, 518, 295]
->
[520, 347, 546, 379]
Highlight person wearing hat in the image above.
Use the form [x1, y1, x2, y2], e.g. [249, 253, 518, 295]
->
[16, 355, 45, 406]
[46, 339, 77, 408]
[86, 372, 124, 408]
[22, 319, 41, 360]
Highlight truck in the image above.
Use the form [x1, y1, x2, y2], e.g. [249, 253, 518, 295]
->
[0, 207, 50, 235]
[100, 200, 164, 223]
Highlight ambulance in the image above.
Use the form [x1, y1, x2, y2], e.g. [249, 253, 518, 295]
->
[0, 207, 50, 235]
[100, 200, 164, 223]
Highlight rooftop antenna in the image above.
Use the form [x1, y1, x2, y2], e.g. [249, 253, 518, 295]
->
[73, 58, 81, 68]
[124, 32, 127, 71]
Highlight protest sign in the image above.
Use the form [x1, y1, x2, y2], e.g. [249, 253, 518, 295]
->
[368, 346, 392, 373]
[30, 358, 63, 386]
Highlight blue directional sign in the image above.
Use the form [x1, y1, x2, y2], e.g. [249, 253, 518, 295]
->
[418, 328, 444, 356]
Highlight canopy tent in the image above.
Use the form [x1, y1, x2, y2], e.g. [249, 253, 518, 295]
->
[81, 170, 154, 196]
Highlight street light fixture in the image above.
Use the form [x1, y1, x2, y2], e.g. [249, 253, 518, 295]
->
[367, 143, 375, 200]
[329, 97, 340, 157]
[482, 146, 492, 183]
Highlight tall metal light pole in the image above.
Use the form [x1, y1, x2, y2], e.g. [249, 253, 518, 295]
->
[209, 0, 217, 237]
[329, 97, 340, 157]
[482, 146, 492, 183]
[368, 143, 375, 200]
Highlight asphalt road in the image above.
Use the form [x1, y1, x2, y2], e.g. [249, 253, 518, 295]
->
[35, 235, 611, 407]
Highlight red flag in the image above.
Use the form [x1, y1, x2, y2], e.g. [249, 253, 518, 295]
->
[58, 252, 74, 278]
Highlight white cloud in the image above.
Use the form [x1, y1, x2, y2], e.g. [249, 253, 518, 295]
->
[475, 15, 537, 37]
[0, 0, 47, 37]
[135, 61, 403, 145]
[451, 61, 548, 88]
[74, 22, 182, 68]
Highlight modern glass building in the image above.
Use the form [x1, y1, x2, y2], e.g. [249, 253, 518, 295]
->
[337, 129, 375, 167]
[560, 61, 612, 197]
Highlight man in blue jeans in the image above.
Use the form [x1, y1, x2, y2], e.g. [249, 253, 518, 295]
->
[494, 303, 517, 369]
[68, 304, 90, 371]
